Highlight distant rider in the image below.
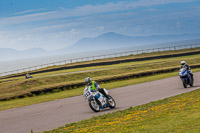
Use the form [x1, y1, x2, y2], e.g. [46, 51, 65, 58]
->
[25, 73, 32, 79]
[180, 61, 193, 81]
[85, 77, 109, 99]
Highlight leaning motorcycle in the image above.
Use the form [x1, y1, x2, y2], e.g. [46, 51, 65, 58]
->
[83, 86, 116, 112]
[179, 67, 193, 88]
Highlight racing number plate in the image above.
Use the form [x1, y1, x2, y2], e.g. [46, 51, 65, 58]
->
[85, 91, 91, 98]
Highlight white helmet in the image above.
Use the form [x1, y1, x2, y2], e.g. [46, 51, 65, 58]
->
[181, 61, 186, 66]
[85, 77, 92, 86]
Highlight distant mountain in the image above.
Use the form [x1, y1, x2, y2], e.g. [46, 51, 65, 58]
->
[58, 32, 200, 53]
[0, 48, 47, 61]
[1, 32, 200, 61]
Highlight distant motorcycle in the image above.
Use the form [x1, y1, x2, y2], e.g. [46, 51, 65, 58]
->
[179, 67, 193, 88]
[83, 86, 116, 112]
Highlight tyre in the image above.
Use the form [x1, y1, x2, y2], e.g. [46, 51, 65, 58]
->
[190, 79, 194, 87]
[183, 79, 187, 88]
[107, 95, 116, 109]
[89, 100, 100, 112]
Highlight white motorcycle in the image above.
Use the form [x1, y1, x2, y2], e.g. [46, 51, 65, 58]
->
[83, 86, 116, 112]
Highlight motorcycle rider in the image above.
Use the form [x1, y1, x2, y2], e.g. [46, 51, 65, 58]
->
[25, 73, 32, 79]
[85, 77, 109, 99]
[180, 61, 193, 81]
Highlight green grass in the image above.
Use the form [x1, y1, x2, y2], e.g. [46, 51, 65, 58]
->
[44, 88, 200, 133]
[2, 53, 200, 83]
[0, 47, 199, 132]
[2, 47, 200, 81]
[19, 53, 200, 78]
[1, 54, 200, 100]
[1, 47, 200, 111]
[1, 68, 200, 111]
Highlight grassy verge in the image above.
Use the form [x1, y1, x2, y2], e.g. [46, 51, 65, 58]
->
[3, 52, 200, 80]
[2, 54, 200, 82]
[1, 54, 200, 100]
[0, 68, 200, 111]
[1, 47, 200, 80]
[44, 88, 200, 133]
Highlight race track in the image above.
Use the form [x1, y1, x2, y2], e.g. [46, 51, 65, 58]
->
[0, 72, 199, 133]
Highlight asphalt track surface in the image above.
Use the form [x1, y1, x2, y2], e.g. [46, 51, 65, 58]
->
[0, 72, 199, 133]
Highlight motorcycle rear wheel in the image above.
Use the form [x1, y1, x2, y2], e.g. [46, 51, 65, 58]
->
[190, 79, 194, 87]
[107, 95, 116, 109]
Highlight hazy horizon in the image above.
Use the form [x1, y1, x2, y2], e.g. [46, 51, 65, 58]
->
[1, 32, 200, 52]
[1, 40, 199, 74]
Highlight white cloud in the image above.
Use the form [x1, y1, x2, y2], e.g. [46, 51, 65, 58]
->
[133, 25, 143, 33]
[70, 29, 80, 35]
[0, 30, 81, 50]
[0, 11, 57, 25]
[0, 0, 196, 25]
[33, 23, 78, 32]
[0, 0, 198, 50]
[12, 8, 45, 15]
[96, 26, 105, 32]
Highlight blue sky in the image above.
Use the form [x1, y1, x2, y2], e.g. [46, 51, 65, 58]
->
[0, 0, 200, 51]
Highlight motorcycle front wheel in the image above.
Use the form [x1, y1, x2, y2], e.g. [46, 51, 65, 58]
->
[89, 100, 100, 112]
[181, 79, 187, 88]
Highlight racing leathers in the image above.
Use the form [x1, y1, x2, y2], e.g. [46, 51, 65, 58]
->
[87, 81, 109, 99]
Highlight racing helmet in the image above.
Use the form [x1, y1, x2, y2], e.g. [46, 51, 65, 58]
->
[181, 61, 186, 66]
[85, 77, 92, 86]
